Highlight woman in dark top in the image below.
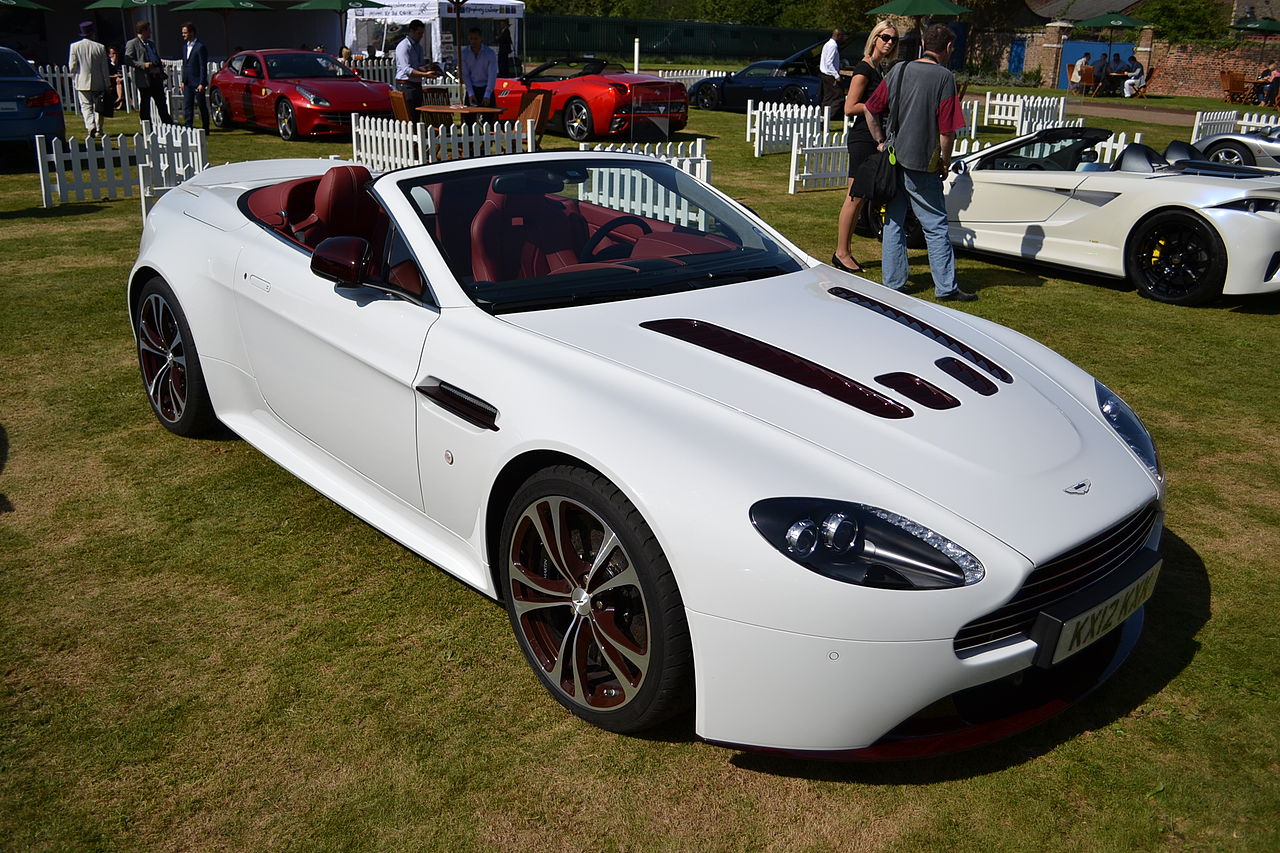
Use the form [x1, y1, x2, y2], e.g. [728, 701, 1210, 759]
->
[832, 21, 898, 274]
[107, 44, 126, 111]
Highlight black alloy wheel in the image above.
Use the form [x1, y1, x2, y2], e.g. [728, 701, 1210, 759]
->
[499, 465, 692, 733]
[1126, 210, 1227, 305]
[694, 85, 720, 110]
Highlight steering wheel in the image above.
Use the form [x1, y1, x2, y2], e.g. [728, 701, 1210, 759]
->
[578, 215, 653, 262]
[1025, 163, 1046, 170]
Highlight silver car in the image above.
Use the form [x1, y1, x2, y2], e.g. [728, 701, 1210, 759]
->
[1193, 124, 1280, 168]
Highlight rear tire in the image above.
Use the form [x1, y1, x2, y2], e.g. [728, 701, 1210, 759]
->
[1126, 210, 1226, 305]
[1205, 141, 1254, 167]
[694, 85, 720, 110]
[564, 97, 593, 142]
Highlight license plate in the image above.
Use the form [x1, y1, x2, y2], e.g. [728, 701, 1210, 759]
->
[1030, 549, 1161, 668]
[0, 102, 18, 112]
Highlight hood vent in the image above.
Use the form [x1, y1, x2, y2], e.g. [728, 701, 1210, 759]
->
[875, 372, 961, 410]
[935, 357, 998, 396]
[642, 318, 913, 420]
[828, 286, 1013, 385]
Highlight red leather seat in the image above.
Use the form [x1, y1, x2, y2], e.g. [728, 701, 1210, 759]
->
[470, 182, 587, 282]
[293, 165, 375, 248]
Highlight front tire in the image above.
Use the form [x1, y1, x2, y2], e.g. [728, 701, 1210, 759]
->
[210, 87, 231, 129]
[782, 85, 807, 105]
[499, 465, 692, 733]
[276, 99, 298, 141]
[859, 201, 926, 250]
[1126, 210, 1227, 305]
[1205, 141, 1254, 167]
[563, 97, 593, 142]
[134, 277, 218, 436]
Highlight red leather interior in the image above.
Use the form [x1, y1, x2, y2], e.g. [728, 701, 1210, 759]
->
[244, 176, 320, 232]
[470, 186, 588, 282]
[292, 165, 375, 248]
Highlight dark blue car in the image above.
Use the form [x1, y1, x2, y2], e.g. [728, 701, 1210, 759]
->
[689, 43, 836, 111]
[0, 46, 66, 147]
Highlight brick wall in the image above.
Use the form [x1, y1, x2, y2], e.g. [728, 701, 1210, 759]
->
[1146, 42, 1272, 98]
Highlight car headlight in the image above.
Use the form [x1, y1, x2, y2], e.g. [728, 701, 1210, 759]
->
[1095, 380, 1162, 482]
[1217, 197, 1280, 214]
[750, 498, 984, 590]
[295, 86, 329, 106]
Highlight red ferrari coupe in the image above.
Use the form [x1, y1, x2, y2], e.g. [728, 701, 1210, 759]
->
[494, 58, 687, 141]
[210, 49, 393, 141]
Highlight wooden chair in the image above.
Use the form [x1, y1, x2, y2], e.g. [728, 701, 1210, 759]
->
[514, 90, 552, 149]
[1134, 66, 1153, 99]
[388, 89, 411, 122]
[1221, 70, 1249, 104]
[1078, 64, 1098, 97]
[423, 86, 450, 106]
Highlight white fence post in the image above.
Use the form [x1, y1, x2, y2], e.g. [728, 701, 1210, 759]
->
[788, 129, 849, 193]
[752, 102, 828, 157]
[1238, 111, 1280, 133]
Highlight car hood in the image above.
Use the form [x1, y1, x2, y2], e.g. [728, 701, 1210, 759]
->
[498, 268, 1158, 561]
[277, 77, 390, 102]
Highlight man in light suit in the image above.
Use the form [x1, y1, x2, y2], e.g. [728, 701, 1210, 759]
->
[125, 20, 173, 124]
[68, 21, 109, 138]
[179, 21, 209, 132]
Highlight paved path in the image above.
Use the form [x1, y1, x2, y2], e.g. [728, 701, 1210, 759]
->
[1065, 98, 1194, 127]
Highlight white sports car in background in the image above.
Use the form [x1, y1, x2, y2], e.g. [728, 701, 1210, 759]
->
[130, 152, 1165, 758]
[945, 126, 1280, 305]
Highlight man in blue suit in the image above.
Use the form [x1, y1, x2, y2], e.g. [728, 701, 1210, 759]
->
[179, 21, 208, 131]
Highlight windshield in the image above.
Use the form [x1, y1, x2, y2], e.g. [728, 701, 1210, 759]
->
[265, 53, 355, 79]
[0, 52, 36, 78]
[530, 59, 627, 81]
[397, 158, 803, 314]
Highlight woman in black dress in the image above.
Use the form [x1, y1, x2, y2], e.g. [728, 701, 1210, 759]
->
[832, 20, 898, 274]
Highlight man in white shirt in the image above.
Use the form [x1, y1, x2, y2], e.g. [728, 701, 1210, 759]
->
[461, 27, 497, 108]
[394, 20, 432, 115]
[68, 21, 109, 138]
[819, 28, 846, 121]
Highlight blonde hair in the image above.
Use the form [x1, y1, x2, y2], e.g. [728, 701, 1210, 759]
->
[863, 20, 900, 67]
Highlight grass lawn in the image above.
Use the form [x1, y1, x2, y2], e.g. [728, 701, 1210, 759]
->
[2, 100, 1278, 852]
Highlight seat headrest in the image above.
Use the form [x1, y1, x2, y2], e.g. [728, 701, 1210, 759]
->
[1111, 143, 1167, 173]
[314, 165, 373, 233]
[1162, 140, 1205, 164]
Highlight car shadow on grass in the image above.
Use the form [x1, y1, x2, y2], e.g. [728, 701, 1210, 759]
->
[0, 424, 11, 514]
[723, 527, 1208, 781]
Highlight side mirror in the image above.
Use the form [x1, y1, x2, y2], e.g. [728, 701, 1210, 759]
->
[243, 67, 258, 78]
[311, 236, 370, 288]
[1079, 149, 1099, 163]
[950, 159, 968, 175]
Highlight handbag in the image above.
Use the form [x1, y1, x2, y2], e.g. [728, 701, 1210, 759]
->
[852, 147, 898, 203]
[95, 89, 115, 118]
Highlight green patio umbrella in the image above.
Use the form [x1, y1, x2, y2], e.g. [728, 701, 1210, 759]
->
[0, 0, 55, 12]
[1076, 11, 1149, 73]
[867, 0, 970, 58]
[170, 0, 270, 57]
[288, 0, 389, 58]
[84, 0, 176, 56]
[1230, 17, 1280, 39]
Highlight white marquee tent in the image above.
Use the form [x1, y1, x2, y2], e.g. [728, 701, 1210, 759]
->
[345, 0, 525, 71]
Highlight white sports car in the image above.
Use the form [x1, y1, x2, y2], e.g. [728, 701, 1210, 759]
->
[129, 152, 1165, 758]
[944, 126, 1280, 305]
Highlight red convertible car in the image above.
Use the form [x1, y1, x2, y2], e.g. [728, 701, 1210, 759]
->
[494, 58, 687, 141]
[210, 49, 393, 141]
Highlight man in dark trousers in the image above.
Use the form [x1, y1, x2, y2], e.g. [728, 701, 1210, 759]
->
[819, 28, 846, 122]
[179, 21, 208, 132]
[394, 19, 432, 117]
[124, 20, 172, 124]
[864, 23, 975, 302]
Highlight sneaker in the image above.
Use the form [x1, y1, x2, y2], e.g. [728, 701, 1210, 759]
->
[937, 289, 977, 302]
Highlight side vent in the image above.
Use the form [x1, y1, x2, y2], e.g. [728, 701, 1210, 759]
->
[875, 372, 961, 410]
[935, 357, 998, 396]
[642, 318, 913, 419]
[828, 286, 1013, 385]
[416, 379, 500, 431]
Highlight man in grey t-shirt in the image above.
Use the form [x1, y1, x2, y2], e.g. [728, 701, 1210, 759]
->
[864, 23, 974, 301]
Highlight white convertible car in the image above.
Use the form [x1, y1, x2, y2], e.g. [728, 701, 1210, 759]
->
[130, 153, 1166, 758]
[944, 126, 1280, 305]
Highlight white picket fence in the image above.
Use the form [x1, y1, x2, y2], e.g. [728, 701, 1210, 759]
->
[577, 139, 712, 230]
[349, 57, 465, 100]
[956, 98, 979, 138]
[351, 114, 535, 171]
[653, 68, 725, 89]
[747, 100, 829, 156]
[1191, 109, 1280, 143]
[788, 128, 1140, 193]
[983, 92, 1066, 135]
[577, 139, 711, 183]
[788, 129, 848, 193]
[34, 120, 206, 219]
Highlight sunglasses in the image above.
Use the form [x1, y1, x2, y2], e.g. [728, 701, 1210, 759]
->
[878, 34, 899, 43]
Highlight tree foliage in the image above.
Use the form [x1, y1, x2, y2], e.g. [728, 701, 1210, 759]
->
[1132, 0, 1231, 44]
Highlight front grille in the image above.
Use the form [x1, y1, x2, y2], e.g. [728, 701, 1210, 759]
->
[954, 503, 1160, 654]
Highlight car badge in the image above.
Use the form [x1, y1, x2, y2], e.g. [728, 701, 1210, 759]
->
[1064, 480, 1092, 495]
